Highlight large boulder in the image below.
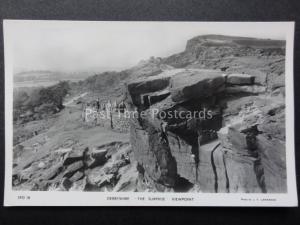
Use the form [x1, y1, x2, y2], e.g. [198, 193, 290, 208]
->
[63, 161, 84, 178]
[40, 162, 64, 181]
[170, 70, 225, 102]
[167, 133, 195, 183]
[226, 73, 254, 85]
[85, 147, 108, 168]
[86, 157, 130, 189]
[60, 178, 73, 191]
[69, 177, 87, 191]
[130, 126, 177, 187]
[257, 135, 286, 193]
[63, 147, 87, 166]
[225, 85, 266, 95]
[69, 171, 84, 182]
[113, 162, 140, 192]
[224, 153, 263, 193]
[217, 96, 286, 193]
[127, 69, 183, 106]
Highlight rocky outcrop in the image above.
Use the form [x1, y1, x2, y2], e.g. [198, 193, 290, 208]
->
[12, 141, 145, 192]
[126, 67, 286, 193]
[170, 70, 225, 102]
[163, 35, 285, 69]
[226, 74, 254, 85]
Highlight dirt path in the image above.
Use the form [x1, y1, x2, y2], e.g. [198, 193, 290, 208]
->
[64, 92, 88, 106]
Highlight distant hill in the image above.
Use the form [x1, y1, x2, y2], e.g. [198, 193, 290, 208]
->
[186, 34, 285, 48]
[163, 34, 285, 68]
[14, 70, 93, 83]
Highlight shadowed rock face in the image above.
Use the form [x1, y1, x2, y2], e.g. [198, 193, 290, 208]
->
[126, 68, 286, 193]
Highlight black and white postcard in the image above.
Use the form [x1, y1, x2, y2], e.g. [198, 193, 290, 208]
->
[3, 20, 297, 206]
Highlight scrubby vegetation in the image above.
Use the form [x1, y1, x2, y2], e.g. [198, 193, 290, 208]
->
[13, 81, 70, 123]
[71, 71, 130, 94]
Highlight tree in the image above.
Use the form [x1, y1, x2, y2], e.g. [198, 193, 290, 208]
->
[39, 81, 70, 110]
[13, 81, 70, 122]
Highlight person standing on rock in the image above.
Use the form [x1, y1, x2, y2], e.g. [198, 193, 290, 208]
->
[106, 100, 113, 129]
[81, 102, 86, 122]
[119, 100, 126, 113]
[106, 100, 112, 117]
[160, 121, 169, 144]
[161, 121, 168, 134]
[96, 98, 100, 112]
[112, 100, 117, 112]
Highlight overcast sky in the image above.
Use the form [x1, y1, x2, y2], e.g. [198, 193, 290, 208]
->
[4, 21, 289, 74]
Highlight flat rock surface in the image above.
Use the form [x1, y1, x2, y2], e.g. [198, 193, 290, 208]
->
[170, 69, 225, 102]
[226, 73, 254, 85]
